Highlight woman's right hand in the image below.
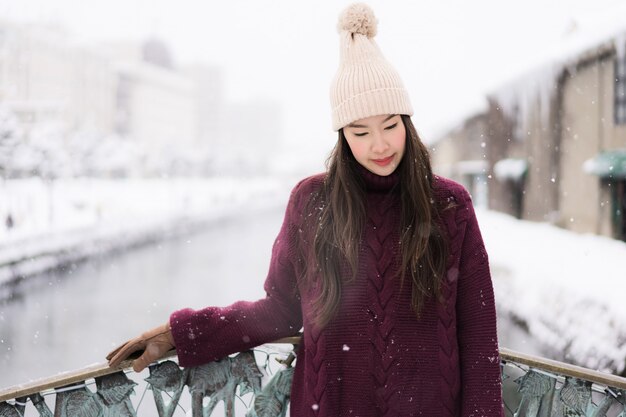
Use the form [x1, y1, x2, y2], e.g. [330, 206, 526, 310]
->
[106, 321, 176, 372]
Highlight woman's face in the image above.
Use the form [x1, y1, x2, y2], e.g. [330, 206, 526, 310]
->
[343, 114, 406, 176]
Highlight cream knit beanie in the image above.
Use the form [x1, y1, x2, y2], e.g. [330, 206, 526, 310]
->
[330, 3, 413, 131]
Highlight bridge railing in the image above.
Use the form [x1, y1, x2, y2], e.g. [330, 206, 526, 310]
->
[0, 338, 625, 417]
[499, 347, 626, 417]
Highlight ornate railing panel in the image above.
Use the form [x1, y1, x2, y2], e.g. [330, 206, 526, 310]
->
[0, 341, 624, 416]
[0, 336, 299, 417]
[500, 347, 626, 417]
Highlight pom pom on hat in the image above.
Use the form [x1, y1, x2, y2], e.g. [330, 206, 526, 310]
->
[337, 3, 378, 38]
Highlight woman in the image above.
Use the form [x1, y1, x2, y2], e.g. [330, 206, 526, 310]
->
[108, 4, 503, 416]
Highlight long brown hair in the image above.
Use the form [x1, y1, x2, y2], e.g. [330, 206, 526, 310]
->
[300, 115, 449, 328]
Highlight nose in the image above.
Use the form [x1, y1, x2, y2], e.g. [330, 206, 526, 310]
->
[371, 131, 389, 154]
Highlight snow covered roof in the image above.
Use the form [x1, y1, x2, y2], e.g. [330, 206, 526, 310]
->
[456, 160, 489, 175]
[583, 148, 626, 178]
[490, 5, 626, 130]
[114, 61, 193, 91]
[494, 158, 528, 181]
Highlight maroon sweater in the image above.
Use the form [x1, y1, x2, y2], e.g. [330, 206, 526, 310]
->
[170, 168, 503, 417]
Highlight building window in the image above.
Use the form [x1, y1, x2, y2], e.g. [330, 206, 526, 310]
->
[614, 50, 626, 125]
[612, 179, 626, 241]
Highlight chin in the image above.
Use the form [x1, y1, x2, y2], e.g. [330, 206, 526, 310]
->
[369, 165, 397, 176]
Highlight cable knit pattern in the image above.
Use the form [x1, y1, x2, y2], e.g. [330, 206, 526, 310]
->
[365, 188, 401, 415]
[170, 170, 503, 417]
[304, 317, 329, 412]
[437, 191, 465, 417]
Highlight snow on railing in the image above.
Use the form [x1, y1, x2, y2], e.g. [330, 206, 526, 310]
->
[0, 340, 625, 417]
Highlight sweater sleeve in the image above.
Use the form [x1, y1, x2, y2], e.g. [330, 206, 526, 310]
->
[455, 190, 503, 417]
[169, 181, 306, 367]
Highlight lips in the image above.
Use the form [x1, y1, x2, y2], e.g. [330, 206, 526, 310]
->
[372, 155, 394, 167]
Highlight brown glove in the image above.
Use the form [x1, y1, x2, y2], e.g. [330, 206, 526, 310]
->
[107, 321, 176, 373]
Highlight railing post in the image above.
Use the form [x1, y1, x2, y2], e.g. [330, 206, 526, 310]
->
[29, 394, 53, 417]
[513, 370, 556, 417]
[145, 361, 186, 417]
[94, 371, 137, 417]
[54, 382, 103, 417]
[0, 401, 23, 417]
[591, 392, 618, 417]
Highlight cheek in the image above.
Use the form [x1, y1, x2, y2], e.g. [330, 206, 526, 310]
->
[346, 139, 369, 160]
[392, 126, 407, 154]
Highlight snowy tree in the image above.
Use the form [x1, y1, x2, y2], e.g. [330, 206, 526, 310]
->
[0, 105, 23, 178]
[84, 133, 141, 177]
[13, 120, 69, 179]
[139, 141, 210, 177]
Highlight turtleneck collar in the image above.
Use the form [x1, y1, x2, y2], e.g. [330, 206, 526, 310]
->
[356, 163, 400, 193]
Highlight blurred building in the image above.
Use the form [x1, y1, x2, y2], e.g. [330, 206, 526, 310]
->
[218, 99, 284, 175]
[184, 63, 224, 155]
[0, 20, 116, 136]
[0, 20, 237, 176]
[431, 112, 490, 210]
[432, 20, 626, 242]
[0, 19, 288, 178]
[114, 60, 196, 150]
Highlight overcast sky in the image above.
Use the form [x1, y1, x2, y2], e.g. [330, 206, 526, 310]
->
[1, 0, 625, 161]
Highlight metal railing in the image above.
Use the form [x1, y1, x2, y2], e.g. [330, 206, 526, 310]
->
[0, 339, 625, 417]
[499, 347, 626, 417]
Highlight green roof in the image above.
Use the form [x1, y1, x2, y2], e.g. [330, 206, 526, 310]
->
[583, 149, 626, 178]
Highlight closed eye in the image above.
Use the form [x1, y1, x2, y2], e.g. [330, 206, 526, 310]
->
[385, 123, 398, 130]
[354, 132, 368, 137]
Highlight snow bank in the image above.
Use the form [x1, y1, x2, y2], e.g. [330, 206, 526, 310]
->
[479, 209, 626, 374]
[0, 176, 294, 288]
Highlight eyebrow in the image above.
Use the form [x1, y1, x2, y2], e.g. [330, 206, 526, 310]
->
[347, 114, 397, 128]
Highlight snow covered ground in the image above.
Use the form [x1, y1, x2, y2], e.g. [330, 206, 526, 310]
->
[0, 176, 624, 376]
[0, 176, 295, 286]
[478, 208, 626, 375]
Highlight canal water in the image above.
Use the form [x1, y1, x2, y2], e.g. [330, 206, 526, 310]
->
[0, 205, 544, 392]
